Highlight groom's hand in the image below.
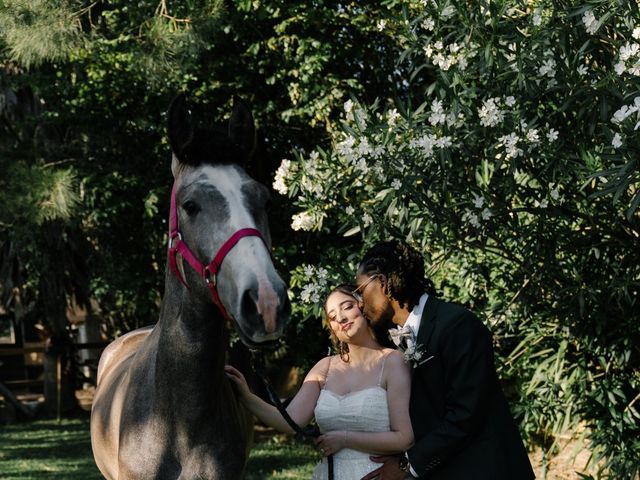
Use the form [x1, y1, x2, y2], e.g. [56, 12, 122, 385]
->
[360, 455, 406, 480]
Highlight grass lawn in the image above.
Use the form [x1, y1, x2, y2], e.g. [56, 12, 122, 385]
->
[0, 415, 319, 479]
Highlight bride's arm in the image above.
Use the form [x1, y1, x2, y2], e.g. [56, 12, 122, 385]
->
[225, 356, 329, 434]
[316, 351, 414, 455]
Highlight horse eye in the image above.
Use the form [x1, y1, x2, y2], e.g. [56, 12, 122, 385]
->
[182, 200, 200, 216]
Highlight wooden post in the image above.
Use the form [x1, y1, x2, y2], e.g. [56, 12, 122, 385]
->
[0, 381, 33, 418]
[56, 353, 61, 421]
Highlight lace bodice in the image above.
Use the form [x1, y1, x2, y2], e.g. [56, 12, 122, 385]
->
[311, 353, 396, 480]
[315, 386, 390, 434]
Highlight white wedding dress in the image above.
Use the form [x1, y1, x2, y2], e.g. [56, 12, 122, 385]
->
[311, 354, 397, 480]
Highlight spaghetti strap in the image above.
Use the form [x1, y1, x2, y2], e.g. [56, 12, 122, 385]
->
[322, 355, 333, 390]
[377, 351, 390, 387]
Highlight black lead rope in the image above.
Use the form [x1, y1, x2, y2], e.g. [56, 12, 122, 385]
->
[250, 350, 334, 480]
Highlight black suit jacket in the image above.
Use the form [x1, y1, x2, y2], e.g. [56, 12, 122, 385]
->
[406, 296, 535, 479]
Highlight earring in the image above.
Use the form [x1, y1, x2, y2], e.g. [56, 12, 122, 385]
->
[338, 341, 350, 362]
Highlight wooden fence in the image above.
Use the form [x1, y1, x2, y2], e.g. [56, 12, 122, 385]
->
[0, 342, 108, 419]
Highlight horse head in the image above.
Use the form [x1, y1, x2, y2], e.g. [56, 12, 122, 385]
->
[167, 95, 290, 347]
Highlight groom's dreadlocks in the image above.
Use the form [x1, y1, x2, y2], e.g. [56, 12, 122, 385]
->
[359, 240, 436, 311]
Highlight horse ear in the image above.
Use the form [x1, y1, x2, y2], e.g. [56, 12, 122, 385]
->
[168, 94, 194, 163]
[228, 96, 257, 161]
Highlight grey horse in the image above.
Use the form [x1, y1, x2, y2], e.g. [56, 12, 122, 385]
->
[90, 95, 291, 479]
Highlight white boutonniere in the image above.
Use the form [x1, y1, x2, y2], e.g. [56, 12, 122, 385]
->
[402, 343, 434, 368]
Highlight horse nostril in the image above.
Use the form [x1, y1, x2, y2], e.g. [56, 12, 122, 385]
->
[241, 290, 258, 318]
[240, 284, 289, 338]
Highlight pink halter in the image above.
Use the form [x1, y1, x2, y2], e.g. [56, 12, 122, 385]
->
[168, 182, 266, 321]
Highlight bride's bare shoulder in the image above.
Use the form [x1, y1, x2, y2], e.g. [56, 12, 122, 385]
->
[384, 349, 409, 369]
[305, 355, 335, 381]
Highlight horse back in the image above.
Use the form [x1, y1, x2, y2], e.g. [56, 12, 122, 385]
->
[91, 326, 155, 480]
[96, 326, 154, 385]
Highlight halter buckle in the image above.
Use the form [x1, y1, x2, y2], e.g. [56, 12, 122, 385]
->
[204, 268, 217, 287]
[169, 231, 182, 249]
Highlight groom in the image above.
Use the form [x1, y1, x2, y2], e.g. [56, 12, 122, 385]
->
[357, 240, 535, 480]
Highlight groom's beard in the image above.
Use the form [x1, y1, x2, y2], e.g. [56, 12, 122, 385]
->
[367, 302, 396, 330]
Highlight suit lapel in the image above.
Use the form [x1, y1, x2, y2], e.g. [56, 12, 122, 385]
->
[416, 295, 439, 349]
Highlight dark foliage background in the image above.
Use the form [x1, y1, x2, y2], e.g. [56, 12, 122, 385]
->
[0, 1, 638, 478]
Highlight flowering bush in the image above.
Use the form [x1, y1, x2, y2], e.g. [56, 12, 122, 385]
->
[279, 1, 639, 477]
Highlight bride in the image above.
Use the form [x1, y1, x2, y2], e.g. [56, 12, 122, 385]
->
[225, 284, 414, 479]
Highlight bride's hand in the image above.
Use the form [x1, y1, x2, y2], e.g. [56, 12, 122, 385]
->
[224, 365, 251, 399]
[314, 430, 348, 456]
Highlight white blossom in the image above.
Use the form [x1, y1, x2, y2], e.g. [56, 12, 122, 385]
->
[478, 98, 505, 127]
[616, 43, 640, 77]
[539, 199, 549, 209]
[363, 213, 373, 227]
[425, 40, 475, 72]
[532, 8, 543, 26]
[473, 194, 484, 208]
[372, 161, 386, 181]
[429, 99, 446, 125]
[372, 144, 385, 159]
[273, 159, 295, 195]
[291, 211, 315, 231]
[612, 133, 623, 149]
[345, 206, 355, 215]
[611, 104, 637, 124]
[410, 133, 437, 158]
[387, 108, 401, 126]
[504, 96, 516, 107]
[499, 133, 523, 159]
[547, 128, 559, 142]
[377, 19, 387, 31]
[619, 42, 639, 62]
[441, 5, 456, 19]
[422, 17, 435, 31]
[317, 267, 329, 280]
[577, 65, 588, 76]
[462, 209, 481, 228]
[634, 27, 640, 40]
[336, 135, 357, 163]
[301, 283, 323, 304]
[582, 10, 598, 35]
[436, 136, 453, 148]
[539, 57, 556, 78]
[392, 179, 402, 190]
[481, 208, 493, 220]
[357, 138, 373, 157]
[526, 129, 540, 144]
[344, 99, 354, 113]
[298, 265, 332, 303]
[355, 158, 369, 175]
[423, 43, 433, 58]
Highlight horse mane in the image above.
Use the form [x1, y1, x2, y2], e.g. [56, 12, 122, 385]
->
[174, 126, 246, 167]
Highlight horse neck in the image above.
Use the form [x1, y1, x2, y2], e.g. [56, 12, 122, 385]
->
[154, 269, 230, 410]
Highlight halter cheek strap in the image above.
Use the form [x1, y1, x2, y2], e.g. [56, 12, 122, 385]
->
[168, 182, 267, 321]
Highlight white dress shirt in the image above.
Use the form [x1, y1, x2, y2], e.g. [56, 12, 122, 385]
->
[401, 293, 428, 477]
[403, 293, 429, 344]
